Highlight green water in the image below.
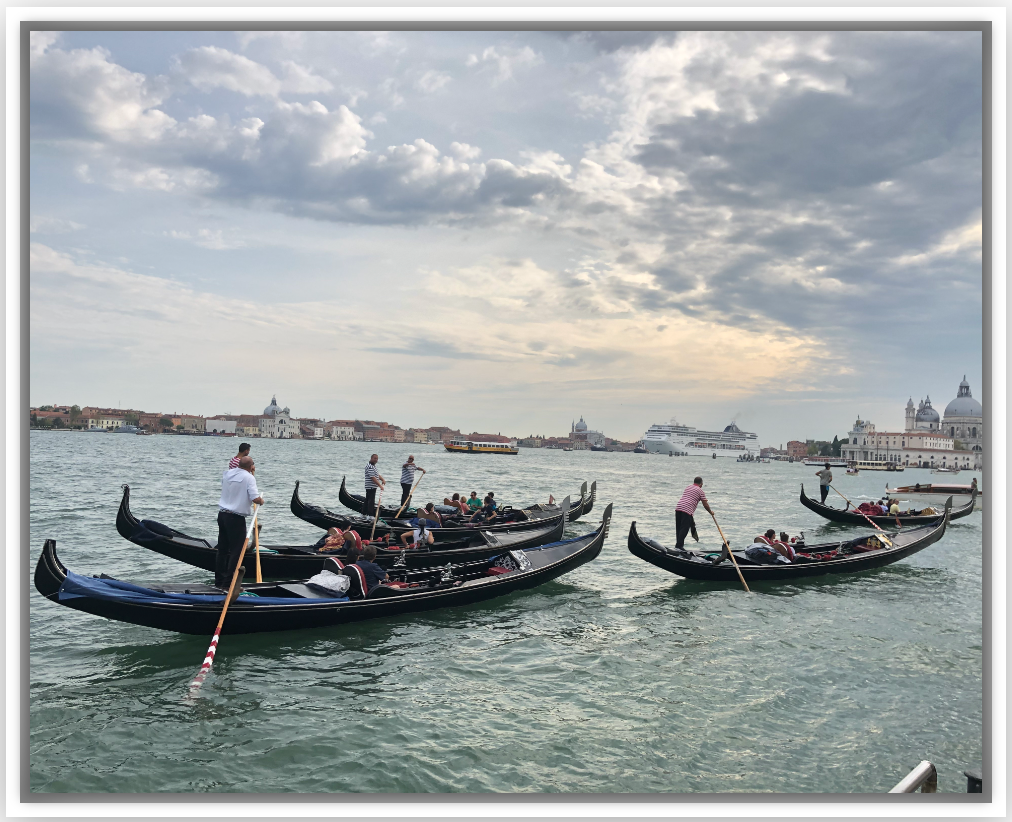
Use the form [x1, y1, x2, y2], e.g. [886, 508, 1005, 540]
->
[29, 432, 982, 793]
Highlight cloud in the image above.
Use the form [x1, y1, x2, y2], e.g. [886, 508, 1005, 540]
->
[175, 46, 283, 97]
[466, 45, 543, 83]
[415, 70, 451, 93]
[166, 228, 245, 250]
[30, 215, 84, 234]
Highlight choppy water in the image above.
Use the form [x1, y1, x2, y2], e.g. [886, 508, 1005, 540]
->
[29, 432, 982, 793]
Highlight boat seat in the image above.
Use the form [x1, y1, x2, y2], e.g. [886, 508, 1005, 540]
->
[277, 583, 347, 600]
[343, 563, 367, 600]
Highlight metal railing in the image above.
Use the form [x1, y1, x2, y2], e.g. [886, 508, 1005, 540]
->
[889, 760, 938, 793]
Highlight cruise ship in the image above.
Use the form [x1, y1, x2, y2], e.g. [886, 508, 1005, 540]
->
[641, 417, 760, 458]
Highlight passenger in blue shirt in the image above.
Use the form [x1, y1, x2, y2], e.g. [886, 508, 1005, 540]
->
[468, 496, 498, 524]
[355, 545, 389, 592]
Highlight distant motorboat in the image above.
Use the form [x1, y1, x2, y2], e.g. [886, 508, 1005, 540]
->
[112, 425, 140, 434]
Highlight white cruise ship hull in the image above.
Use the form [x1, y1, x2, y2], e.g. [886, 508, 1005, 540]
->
[642, 439, 760, 458]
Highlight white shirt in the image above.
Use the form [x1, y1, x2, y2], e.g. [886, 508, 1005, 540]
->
[218, 467, 261, 516]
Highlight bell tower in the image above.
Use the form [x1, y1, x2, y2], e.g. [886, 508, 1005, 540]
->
[905, 397, 915, 432]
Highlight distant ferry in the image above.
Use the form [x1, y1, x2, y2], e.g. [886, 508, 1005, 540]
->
[802, 457, 848, 467]
[642, 418, 759, 458]
[444, 439, 519, 455]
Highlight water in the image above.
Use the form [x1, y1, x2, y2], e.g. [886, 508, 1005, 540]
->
[29, 432, 982, 793]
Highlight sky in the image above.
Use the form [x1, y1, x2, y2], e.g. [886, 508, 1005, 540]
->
[28, 28, 983, 444]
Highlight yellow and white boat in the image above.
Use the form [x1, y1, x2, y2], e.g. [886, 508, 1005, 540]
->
[444, 438, 519, 455]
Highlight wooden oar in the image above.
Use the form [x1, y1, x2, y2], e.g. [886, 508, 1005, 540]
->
[830, 484, 893, 546]
[369, 488, 384, 541]
[394, 473, 425, 519]
[189, 504, 259, 695]
[254, 516, 262, 583]
[709, 511, 749, 592]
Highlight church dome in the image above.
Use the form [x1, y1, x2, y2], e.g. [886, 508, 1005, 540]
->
[915, 397, 939, 424]
[263, 395, 280, 416]
[944, 376, 982, 418]
[574, 416, 588, 432]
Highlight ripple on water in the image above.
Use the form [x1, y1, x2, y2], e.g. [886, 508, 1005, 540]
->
[29, 433, 982, 792]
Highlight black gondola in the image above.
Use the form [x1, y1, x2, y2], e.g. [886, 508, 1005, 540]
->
[800, 484, 976, 526]
[35, 505, 613, 635]
[627, 498, 950, 583]
[116, 485, 569, 574]
[291, 481, 566, 541]
[337, 477, 592, 522]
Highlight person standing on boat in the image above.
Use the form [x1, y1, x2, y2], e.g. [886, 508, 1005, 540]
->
[228, 442, 251, 470]
[675, 477, 712, 551]
[400, 456, 426, 507]
[364, 454, 385, 517]
[216, 455, 264, 589]
[816, 463, 833, 504]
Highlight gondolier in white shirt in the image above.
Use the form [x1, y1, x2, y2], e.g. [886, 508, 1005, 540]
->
[364, 454, 385, 517]
[674, 477, 713, 552]
[400, 455, 426, 507]
[216, 455, 264, 589]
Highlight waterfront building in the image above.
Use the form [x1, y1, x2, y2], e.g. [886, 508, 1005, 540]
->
[259, 396, 297, 439]
[327, 420, 357, 441]
[205, 418, 236, 435]
[571, 416, 606, 448]
[842, 416, 974, 469]
[177, 414, 205, 434]
[941, 376, 983, 465]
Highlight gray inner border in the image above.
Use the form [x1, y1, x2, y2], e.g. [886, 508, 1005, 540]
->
[20, 18, 992, 806]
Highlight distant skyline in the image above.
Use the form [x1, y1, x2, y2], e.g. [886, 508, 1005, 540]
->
[29, 29, 983, 444]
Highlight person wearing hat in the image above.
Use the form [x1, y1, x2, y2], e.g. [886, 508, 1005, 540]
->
[815, 462, 833, 504]
[400, 455, 426, 507]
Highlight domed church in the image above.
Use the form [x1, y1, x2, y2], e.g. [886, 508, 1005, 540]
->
[942, 377, 983, 460]
[259, 395, 298, 439]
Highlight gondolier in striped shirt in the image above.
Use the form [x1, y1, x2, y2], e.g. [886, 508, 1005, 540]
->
[400, 455, 426, 506]
[675, 477, 713, 552]
[364, 454, 385, 517]
[228, 442, 251, 470]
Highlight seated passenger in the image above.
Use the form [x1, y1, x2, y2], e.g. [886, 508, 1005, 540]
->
[469, 496, 498, 523]
[418, 503, 442, 526]
[889, 500, 900, 515]
[759, 528, 794, 562]
[452, 493, 469, 515]
[466, 491, 482, 512]
[344, 542, 362, 565]
[355, 545, 390, 593]
[316, 527, 346, 552]
[877, 499, 889, 514]
[400, 520, 435, 548]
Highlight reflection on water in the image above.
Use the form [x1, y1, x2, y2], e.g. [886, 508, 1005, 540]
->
[30, 433, 982, 793]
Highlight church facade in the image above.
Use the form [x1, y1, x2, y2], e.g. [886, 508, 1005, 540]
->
[259, 395, 299, 439]
[842, 377, 981, 469]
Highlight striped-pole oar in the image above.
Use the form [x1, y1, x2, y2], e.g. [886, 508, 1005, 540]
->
[189, 504, 259, 695]
[369, 489, 384, 541]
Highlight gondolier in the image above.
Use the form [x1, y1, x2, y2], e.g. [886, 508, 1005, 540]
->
[816, 463, 833, 503]
[216, 456, 264, 589]
[400, 456, 425, 506]
[364, 454, 385, 517]
[228, 442, 251, 470]
[675, 477, 712, 551]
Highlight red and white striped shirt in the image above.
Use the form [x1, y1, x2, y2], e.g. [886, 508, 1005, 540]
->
[228, 455, 241, 469]
[675, 484, 708, 515]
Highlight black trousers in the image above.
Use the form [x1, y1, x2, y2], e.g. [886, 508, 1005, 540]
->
[401, 483, 413, 505]
[216, 510, 247, 588]
[364, 487, 378, 517]
[675, 510, 695, 550]
[820, 484, 829, 503]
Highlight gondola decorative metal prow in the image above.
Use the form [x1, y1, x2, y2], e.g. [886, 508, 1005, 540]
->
[440, 563, 456, 583]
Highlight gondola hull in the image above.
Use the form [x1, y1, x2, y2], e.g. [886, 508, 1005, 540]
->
[799, 484, 975, 526]
[337, 477, 590, 522]
[35, 506, 612, 635]
[115, 486, 567, 575]
[628, 499, 950, 583]
[292, 481, 567, 541]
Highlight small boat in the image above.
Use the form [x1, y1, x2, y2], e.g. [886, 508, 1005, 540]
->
[337, 476, 592, 522]
[115, 485, 569, 574]
[885, 482, 982, 511]
[802, 458, 848, 467]
[931, 467, 961, 475]
[846, 468, 860, 475]
[799, 484, 976, 526]
[627, 499, 951, 584]
[848, 460, 904, 472]
[292, 482, 569, 542]
[633, 445, 648, 454]
[112, 425, 140, 434]
[444, 439, 519, 455]
[563, 447, 573, 452]
[590, 445, 608, 452]
[35, 506, 612, 635]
